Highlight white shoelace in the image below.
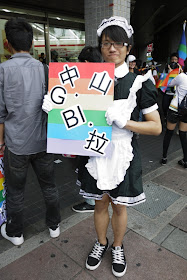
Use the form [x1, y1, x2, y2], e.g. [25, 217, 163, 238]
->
[89, 242, 106, 260]
[112, 247, 125, 264]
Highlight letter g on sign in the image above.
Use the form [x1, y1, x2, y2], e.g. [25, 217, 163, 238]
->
[50, 86, 67, 105]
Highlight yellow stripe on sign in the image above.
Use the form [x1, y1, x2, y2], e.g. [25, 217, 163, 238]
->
[0, 177, 5, 191]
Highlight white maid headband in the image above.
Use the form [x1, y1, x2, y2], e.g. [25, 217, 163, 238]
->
[97, 16, 134, 38]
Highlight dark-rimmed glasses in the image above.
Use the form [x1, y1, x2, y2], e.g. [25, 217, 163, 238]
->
[101, 42, 128, 49]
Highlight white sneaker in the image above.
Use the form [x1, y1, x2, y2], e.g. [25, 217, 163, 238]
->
[1, 223, 24, 246]
[49, 225, 60, 238]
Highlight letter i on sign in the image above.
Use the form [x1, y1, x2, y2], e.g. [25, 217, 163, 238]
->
[61, 104, 87, 130]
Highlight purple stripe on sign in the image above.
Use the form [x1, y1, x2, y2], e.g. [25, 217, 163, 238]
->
[47, 138, 112, 157]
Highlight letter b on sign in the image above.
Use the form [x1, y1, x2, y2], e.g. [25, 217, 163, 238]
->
[61, 104, 86, 130]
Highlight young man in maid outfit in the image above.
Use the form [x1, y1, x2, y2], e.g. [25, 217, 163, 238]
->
[78, 16, 162, 277]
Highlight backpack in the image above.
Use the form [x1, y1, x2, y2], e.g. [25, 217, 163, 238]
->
[178, 93, 187, 116]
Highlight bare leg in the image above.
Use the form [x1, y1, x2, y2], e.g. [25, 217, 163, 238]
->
[94, 194, 110, 245]
[179, 121, 187, 132]
[167, 121, 177, 130]
[111, 203, 127, 247]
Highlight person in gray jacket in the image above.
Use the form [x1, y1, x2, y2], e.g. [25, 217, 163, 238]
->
[0, 17, 61, 246]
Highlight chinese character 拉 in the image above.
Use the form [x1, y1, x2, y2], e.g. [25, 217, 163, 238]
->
[84, 129, 110, 155]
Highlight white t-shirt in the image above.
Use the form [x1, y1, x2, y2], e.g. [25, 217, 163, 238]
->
[169, 73, 187, 111]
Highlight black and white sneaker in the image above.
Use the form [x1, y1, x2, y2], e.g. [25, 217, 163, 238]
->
[111, 244, 127, 277]
[72, 202, 95, 213]
[86, 238, 109, 270]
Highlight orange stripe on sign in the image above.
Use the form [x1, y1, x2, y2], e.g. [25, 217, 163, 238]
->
[48, 78, 114, 96]
[49, 62, 115, 80]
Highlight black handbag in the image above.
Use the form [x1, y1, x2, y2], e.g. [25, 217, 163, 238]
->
[178, 93, 187, 116]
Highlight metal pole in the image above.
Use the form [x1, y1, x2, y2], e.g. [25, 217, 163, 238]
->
[44, 12, 50, 65]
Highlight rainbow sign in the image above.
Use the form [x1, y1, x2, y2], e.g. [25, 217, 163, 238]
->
[0, 155, 6, 226]
[47, 62, 115, 156]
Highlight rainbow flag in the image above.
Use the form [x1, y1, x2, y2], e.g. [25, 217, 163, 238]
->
[156, 68, 179, 92]
[0, 155, 6, 226]
[47, 62, 114, 156]
[178, 21, 187, 67]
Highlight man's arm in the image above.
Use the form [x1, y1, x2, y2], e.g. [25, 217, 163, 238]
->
[125, 110, 162, 136]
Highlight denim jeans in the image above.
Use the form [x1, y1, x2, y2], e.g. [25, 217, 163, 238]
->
[4, 148, 61, 236]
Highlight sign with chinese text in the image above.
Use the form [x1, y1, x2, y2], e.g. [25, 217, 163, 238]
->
[47, 62, 115, 156]
[0, 155, 6, 226]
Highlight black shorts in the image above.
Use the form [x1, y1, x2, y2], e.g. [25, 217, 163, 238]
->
[167, 109, 187, 123]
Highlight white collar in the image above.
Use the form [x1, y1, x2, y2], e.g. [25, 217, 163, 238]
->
[115, 62, 129, 78]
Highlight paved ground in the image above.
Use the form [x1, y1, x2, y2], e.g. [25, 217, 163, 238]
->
[0, 92, 187, 279]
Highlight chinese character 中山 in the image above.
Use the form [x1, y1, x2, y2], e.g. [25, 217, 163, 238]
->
[88, 71, 112, 95]
[58, 64, 80, 88]
[84, 129, 110, 155]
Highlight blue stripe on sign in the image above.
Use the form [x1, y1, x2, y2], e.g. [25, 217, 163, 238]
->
[47, 123, 112, 140]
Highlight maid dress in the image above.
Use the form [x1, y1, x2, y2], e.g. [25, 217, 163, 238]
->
[78, 62, 158, 206]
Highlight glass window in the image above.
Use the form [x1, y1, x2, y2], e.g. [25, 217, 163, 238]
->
[0, 7, 85, 63]
[48, 27, 85, 62]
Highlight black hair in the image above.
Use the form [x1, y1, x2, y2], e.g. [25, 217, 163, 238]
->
[98, 25, 133, 51]
[5, 17, 33, 52]
[78, 46, 102, 62]
[170, 52, 179, 59]
[183, 58, 187, 73]
[136, 58, 142, 69]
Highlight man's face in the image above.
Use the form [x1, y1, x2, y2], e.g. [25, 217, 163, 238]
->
[101, 35, 129, 68]
[170, 56, 178, 63]
[129, 61, 136, 69]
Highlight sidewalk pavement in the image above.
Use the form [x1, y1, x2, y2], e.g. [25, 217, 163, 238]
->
[0, 151, 186, 280]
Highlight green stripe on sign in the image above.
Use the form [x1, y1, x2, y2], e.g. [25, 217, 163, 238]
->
[48, 109, 109, 126]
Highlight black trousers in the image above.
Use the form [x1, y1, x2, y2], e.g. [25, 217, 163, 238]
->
[4, 148, 61, 236]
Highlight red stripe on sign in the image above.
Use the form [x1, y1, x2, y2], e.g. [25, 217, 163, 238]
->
[49, 62, 115, 80]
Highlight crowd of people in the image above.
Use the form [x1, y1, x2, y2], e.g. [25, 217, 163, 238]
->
[0, 15, 186, 278]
